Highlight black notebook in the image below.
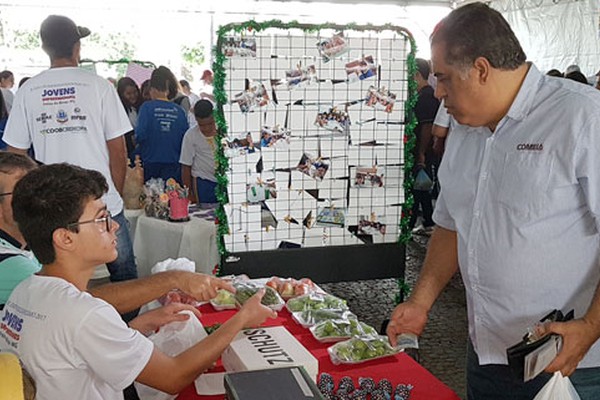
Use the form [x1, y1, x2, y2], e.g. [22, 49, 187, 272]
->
[225, 367, 324, 400]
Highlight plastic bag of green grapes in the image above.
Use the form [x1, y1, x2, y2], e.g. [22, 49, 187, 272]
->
[292, 309, 356, 328]
[328, 335, 400, 364]
[310, 318, 378, 342]
[210, 289, 237, 310]
[285, 292, 348, 312]
[233, 281, 285, 311]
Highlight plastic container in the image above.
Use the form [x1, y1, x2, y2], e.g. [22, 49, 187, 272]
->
[292, 309, 357, 328]
[210, 289, 237, 311]
[234, 281, 285, 311]
[309, 319, 378, 343]
[327, 335, 400, 365]
[286, 292, 348, 313]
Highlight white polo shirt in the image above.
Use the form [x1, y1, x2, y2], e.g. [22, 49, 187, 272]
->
[434, 64, 600, 367]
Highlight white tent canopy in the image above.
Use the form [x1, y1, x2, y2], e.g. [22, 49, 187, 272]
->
[490, 0, 600, 76]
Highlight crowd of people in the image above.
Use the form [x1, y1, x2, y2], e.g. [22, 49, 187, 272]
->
[1, 3, 600, 400]
[0, 15, 260, 400]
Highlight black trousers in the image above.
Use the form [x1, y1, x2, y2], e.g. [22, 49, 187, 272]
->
[410, 189, 434, 229]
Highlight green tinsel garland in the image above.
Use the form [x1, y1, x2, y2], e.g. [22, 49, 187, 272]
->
[213, 21, 418, 291]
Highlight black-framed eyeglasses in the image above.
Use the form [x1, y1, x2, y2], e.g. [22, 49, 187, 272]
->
[0, 192, 12, 197]
[67, 212, 113, 232]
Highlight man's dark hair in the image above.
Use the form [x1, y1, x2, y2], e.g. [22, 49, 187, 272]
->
[546, 69, 563, 78]
[0, 70, 13, 81]
[150, 66, 173, 93]
[565, 71, 588, 85]
[0, 153, 37, 200]
[431, 2, 526, 71]
[415, 58, 431, 80]
[194, 99, 214, 119]
[12, 163, 108, 265]
[179, 80, 190, 89]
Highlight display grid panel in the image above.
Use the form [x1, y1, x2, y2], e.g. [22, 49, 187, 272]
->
[214, 23, 417, 257]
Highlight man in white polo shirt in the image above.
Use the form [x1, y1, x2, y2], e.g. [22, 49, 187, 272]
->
[4, 15, 138, 297]
[387, 3, 600, 399]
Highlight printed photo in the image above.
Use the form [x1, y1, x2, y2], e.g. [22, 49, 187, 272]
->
[316, 206, 346, 228]
[354, 166, 384, 188]
[296, 153, 329, 181]
[232, 80, 270, 113]
[358, 213, 387, 235]
[223, 132, 256, 158]
[223, 37, 257, 57]
[365, 85, 397, 113]
[314, 107, 350, 133]
[274, 63, 318, 90]
[260, 125, 291, 148]
[317, 33, 348, 63]
[345, 55, 377, 81]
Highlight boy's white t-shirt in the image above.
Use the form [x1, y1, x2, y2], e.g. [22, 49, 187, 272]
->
[179, 125, 217, 182]
[0, 275, 154, 400]
[3, 67, 132, 215]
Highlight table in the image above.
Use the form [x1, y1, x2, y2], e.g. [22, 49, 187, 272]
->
[176, 305, 460, 400]
[132, 214, 220, 277]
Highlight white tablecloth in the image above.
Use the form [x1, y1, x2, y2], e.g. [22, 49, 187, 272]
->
[133, 214, 220, 277]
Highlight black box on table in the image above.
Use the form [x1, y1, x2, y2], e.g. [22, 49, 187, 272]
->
[224, 366, 325, 400]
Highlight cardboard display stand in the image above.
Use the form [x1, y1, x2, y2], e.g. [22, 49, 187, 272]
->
[214, 22, 416, 282]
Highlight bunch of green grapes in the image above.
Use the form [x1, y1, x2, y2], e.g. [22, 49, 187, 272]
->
[287, 293, 348, 312]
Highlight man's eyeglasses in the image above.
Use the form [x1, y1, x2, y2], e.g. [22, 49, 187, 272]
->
[0, 192, 12, 197]
[67, 212, 113, 232]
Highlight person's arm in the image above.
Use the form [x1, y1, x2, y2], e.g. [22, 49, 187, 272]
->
[545, 288, 600, 376]
[181, 165, 198, 204]
[432, 124, 449, 139]
[387, 226, 458, 346]
[89, 270, 235, 313]
[128, 302, 202, 336]
[135, 290, 277, 394]
[7, 146, 28, 156]
[417, 122, 433, 165]
[107, 136, 127, 197]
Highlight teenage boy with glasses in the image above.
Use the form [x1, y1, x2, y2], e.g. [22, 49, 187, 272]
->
[0, 163, 276, 400]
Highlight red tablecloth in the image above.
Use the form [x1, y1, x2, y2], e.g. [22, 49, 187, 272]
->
[176, 304, 460, 400]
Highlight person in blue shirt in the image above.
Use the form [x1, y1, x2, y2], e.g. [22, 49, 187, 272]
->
[136, 66, 189, 183]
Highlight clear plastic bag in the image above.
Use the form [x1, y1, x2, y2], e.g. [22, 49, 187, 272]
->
[310, 318, 378, 343]
[134, 310, 208, 400]
[328, 335, 400, 365]
[414, 167, 433, 191]
[533, 372, 580, 400]
[286, 292, 348, 313]
[292, 309, 357, 328]
[233, 280, 285, 311]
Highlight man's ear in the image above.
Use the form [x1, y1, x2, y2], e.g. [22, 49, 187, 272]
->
[473, 57, 491, 84]
[52, 228, 76, 253]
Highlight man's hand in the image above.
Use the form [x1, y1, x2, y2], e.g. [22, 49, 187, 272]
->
[237, 289, 278, 327]
[386, 300, 430, 347]
[176, 272, 236, 302]
[544, 318, 600, 376]
[128, 303, 202, 335]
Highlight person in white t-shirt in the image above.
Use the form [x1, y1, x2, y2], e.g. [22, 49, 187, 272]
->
[180, 99, 218, 207]
[0, 163, 277, 400]
[3, 15, 138, 297]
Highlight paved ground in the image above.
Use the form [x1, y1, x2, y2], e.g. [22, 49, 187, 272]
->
[321, 234, 468, 399]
